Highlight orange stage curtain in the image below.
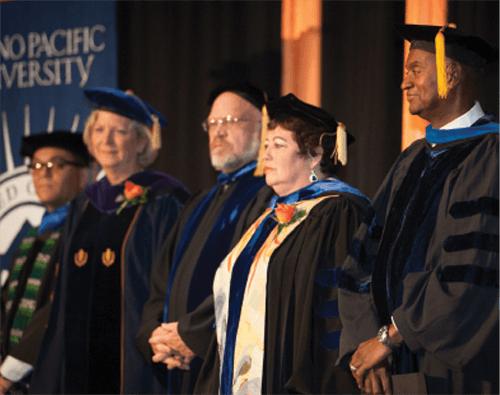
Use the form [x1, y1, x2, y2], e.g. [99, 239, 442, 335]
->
[281, 0, 322, 106]
[401, 0, 447, 150]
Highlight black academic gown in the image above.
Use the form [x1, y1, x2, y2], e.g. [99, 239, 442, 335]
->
[339, 120, 499, 394]
[137, 163, 270, 394]
[30, 171, 189, 394]
[195, 187, 370, 394]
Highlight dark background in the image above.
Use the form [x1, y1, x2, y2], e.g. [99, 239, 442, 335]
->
[117, 0, 498, 198]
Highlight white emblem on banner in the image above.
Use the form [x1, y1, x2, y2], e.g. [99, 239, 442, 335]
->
[0, 110, 44, 256]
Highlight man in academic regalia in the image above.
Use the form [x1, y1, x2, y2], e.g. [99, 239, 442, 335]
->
[338, 25, 499, 394]
[136, 83, 271, 394]
[0, 132, 91, 394]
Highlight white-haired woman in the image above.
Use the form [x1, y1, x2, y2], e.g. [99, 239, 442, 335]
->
[30, 88, 189, 394]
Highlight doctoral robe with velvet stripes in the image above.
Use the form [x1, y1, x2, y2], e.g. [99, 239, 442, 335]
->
[339, 125, 499, 394]
[30, 171, 189, 394]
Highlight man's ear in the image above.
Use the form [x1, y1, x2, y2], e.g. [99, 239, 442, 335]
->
[446, 61, 463, 90]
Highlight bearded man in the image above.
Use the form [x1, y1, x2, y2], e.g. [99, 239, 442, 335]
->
[137, 83, 271, 394]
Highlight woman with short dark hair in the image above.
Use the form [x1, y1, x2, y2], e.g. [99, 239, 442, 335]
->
[196, 94, 370, 394]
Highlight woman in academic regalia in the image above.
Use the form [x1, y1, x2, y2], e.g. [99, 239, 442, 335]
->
[195, 94, 370, 394]
[30, 88, 189, 394]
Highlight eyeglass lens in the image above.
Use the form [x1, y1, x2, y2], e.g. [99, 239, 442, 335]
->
[202, 115, 246, 132]
[29, 158, 81, 171]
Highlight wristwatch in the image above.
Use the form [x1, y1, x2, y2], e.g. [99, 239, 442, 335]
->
[377, 325, 400, 350]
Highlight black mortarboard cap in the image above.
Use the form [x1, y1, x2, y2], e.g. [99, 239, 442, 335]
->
[251, 93, 354, 171]
[208, 82, 266, 110]
[84, 87, 167, 128]
[397, 24, 498, 67]
[267, 93, 354, 143]
[21, 131, 91, 165]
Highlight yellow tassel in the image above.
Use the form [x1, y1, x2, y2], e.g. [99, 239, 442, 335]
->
[435, 28, 448, 99]
[335, 122, 348, 166]
[124, 89, 161, 149]
[151, 115, 162, 150]
[253, 104, 269, 176]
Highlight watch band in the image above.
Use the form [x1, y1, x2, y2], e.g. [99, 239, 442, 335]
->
[377, 325, 400, 350]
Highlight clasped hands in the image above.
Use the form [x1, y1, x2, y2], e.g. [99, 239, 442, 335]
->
[349, 325, 403, 394]
[148, 322, 195, 370]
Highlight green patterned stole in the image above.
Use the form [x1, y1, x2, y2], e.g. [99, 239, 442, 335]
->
[5, 227, 60, 348]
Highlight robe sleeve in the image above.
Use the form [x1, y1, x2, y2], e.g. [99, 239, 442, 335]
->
[193, 333, 221, 394]
[8, 303, 51, 367]
[135, 191, 199, 363]
[177, 295, 214, 358]
[337, 144, 422, 365]
[392, 136, 499, 368]
[308, 197, 368, 393]
[276, 197, 368, 394]
[135, 214, 181, 362]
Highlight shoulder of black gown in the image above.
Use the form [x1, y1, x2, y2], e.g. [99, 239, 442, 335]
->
[139, 171, 192, 223]
[63, 191, 90, 237]
[296, 191, 372, 262]
[130, 174, 187, 255]
[231, 184, 274, 243]
[178, 186, 217, 219]
[85, 170, 190, 214]
[139, 170, 191, 203]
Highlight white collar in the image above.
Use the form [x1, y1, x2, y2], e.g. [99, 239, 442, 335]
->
[440, 101, 485, 130]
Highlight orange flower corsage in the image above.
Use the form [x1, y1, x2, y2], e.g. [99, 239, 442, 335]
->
[274, 203, 306, 234]
[116, 181, 150, 214]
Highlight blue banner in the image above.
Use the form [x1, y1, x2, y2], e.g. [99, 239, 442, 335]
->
[0, 1, 117, 273]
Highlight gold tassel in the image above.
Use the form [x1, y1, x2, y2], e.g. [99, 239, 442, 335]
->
[124, 89, 162, 149]
[435, 27, 448, 99]
[151, 115, 162, 150]
[254, 104, 268, 176]
[335, 122, 348, 166]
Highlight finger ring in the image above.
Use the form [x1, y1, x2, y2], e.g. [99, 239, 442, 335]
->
[349, 363, 358, 371]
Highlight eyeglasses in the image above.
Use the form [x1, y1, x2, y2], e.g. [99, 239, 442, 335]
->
[201, 115, 253, 133]
[28, 157, 84, 172]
